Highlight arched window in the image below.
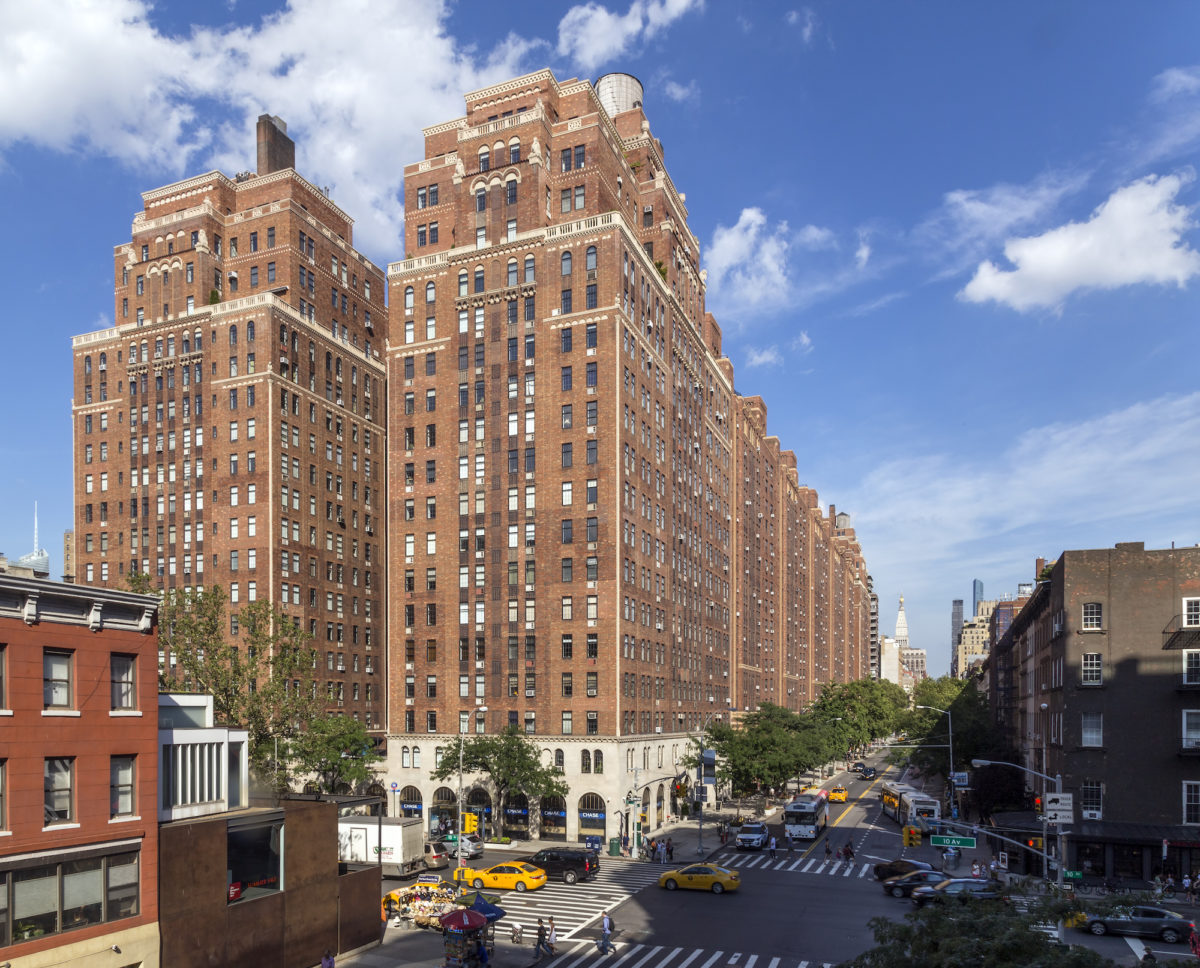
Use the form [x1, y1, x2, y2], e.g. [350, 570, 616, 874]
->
[524, 255, 535, 283]
[280, 323, 288, 344]
[181, 336, 190, 354]
[401, 746, 411, 768]
[581, 749, 592, 773]
[458, 271, 468, 297]
[586, 246, 597, 272]
[507, 259, 518, 287]
[194, 330, 202, 350]
[509, 138, 521, 164]
[554, 749, 564, 770]
[229, 324, 237, 346]
[561, 252, 572, 276]
[247, 320, 255, 341]
[98, 352, 107, 370]
[478, 146, 490, 172]
[426, 281, 436, 303]
[593, 750, 604, 774]
[84, 355, 92, 375]
[435, 746, 444, 768]
[404, 286, 414, 312]
[412, 745, 421, 768]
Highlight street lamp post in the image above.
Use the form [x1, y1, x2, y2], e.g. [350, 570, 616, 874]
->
[972, 758, 1064, 892]
[916, 705, 954, 817]
[457, 705, 488, 876]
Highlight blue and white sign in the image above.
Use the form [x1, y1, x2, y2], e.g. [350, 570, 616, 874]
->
[579, 810, 606, 821]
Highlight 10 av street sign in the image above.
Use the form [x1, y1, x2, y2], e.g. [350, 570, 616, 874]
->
[930, 835, 977, 848]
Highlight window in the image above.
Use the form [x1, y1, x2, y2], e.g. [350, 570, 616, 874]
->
[1079, 780, 1102, 818]
[1186, 711, 1200, 751]
[110, 756, 135, 817]
[562, 711, 573, 735]
[561, 289, 572, 314]
[1187, 782, 1200, 824]
[1081, 653, 1102, 686]
[45, 757, 74, 823]
[562, 252, 572, 276]
[1186, 651, 1200, 685]
[1081, 711, 1103, 747]
[1186, 598, 1200, 628]
[111, 654, 136, 709]
[586, 711, 598, 735]
[44, 650, 73, 708]
[1082, 602, 1103, 630]
[561, 366, 573, 391]
[581, 750, 591, 773]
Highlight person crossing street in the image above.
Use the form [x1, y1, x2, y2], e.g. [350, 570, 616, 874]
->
[596, 911, 616, 955]
[768, 835, 777, 859]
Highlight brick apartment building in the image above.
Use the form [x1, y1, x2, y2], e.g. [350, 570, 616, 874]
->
[70, 116, 387, 737]
[0, 569, 161, 966]
[987, 542, 1200, 881]
[383, 69, 870, 843]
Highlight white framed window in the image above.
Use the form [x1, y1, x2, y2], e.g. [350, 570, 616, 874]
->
[1186, 651, 1200, 685]
[110, 755, 135, 817]
[1184, 711, 1200, 751]
[1186, 782, 1200, 824]
[1082, 602, 1103, 630]
[1081, 711, 1103, 747]
[1185, 598, 1200, 628]
[1080, 780, 1102, 818]
[43, 650, 73, 708]
[110, 654, 136, 709]
[1081, 653, 1102, 686]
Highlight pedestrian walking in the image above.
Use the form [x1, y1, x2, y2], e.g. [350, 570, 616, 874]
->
[597, 911, 616, 954]
[844, 841, 854, 862]
[320, 950, 335, 968]
[768, 836, 777, 859]
[971, 860, 981, 878]
[1186, 872, 1195, 904]
[547, 918, 558, 956]
[824, 840, 832, 863]
[657, 840, 667, 864]
[534, 918, 553, 961]
[667, 837, 674, 862]
[622, 834, 629, 857]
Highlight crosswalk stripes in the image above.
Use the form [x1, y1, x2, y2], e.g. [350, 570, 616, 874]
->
[709, 851, 872, 879]
[491, 863, 664, 940]
[538, 940, 836, 968]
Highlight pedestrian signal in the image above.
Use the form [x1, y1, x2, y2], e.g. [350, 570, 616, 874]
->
[463, 813, 478, 834]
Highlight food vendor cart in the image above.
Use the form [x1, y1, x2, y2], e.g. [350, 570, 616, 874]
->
[440, 907, 491, 968]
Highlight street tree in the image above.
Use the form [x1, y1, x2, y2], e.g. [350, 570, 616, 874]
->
[899, 676, 999, 781]
[702, 703, 809, 795]
[289, 714, 384, 794]
[130, 573, 320, 785]
[429, 726, 568, 839]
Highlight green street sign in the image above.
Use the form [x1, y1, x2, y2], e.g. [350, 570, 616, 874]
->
[930, 835, 977, 848]
[1064, 870, 1083, 880]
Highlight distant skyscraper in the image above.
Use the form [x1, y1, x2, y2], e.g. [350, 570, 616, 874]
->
[951, 598, 964, 651]
[972, 579, 984, 618]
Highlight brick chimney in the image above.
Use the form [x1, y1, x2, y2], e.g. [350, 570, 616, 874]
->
[256, 114, 295, 175]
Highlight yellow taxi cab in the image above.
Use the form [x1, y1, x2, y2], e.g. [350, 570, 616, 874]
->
[829, 786, 848, 803]
[800, 784, 823, 796]
[658, 863, 741, 894]
[451, 861, 547, 892]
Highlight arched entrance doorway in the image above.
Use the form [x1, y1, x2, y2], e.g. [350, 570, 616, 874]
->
[503, 793, 530, 839]
[467, 788, 493, 837]
[539, 795, 567, 841]
[366, 782, 386, 815]
[431, 786, 456, 837]
[399, 785, 423, 819]
[656, 784, 665, 826]
[578, 793, 606, 845]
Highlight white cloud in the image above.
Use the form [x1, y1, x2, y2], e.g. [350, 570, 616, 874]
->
[845, 290, 906, 317]
[790, 331, 813, 355]
[0, 0, 540, 258]
[556, 0, 704, 73]
[854, 234, 871, 269]
[1153, 65, 1200, 102]
[795, 224, 836, 249]
[744, 345, 782, 368]
[1135, 65, 1200, 168]
[662, 78, 699, 102]
[704, 207, 794, 318]
[915, 171, 1087, 278]
[960, 172, 1200, 312]
[785, 8, 817, 44]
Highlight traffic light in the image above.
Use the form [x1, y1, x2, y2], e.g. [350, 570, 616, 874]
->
[673, 778, 689, 798]
[1033, 796, 1043, 814]
[462, 812, 478, 834]
[903, 825, 922, 847]
[1026, 837, 1043, 850]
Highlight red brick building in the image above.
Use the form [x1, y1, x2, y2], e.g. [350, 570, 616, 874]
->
[0, 570, 161, 965]
[384, 69, 870, 842]
[70, 116, 387, 737]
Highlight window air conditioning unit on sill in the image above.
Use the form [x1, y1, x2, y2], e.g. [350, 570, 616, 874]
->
[1082, 809, 1101, 820]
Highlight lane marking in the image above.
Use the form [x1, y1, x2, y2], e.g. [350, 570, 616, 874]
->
[698, 952, 725, 968]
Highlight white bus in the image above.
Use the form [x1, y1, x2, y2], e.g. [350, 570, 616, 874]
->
[880, 780, 918, 822]
[783, 791, 829, 841]
[899, 790, 941, 828]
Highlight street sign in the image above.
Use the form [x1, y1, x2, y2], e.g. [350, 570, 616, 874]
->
[950, 772, 968, 787]
[1045, 792, 1074, 824]
[930, 835, 977, 848]
[1064, 870, 1082, 880]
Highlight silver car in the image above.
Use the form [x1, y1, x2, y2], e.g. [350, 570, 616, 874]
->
[440, 834, 485, 860]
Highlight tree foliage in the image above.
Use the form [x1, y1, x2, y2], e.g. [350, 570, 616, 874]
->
[289, 714, 384, 794]
[843, 898, 1119, 968]
[130, 573, 321, 785]
[429, 727, 568, 838]
[896, 676, 1003, 782]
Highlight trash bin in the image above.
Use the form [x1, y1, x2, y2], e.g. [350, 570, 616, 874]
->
[609, 837, 622, 857]
[942, 847, 962, 872]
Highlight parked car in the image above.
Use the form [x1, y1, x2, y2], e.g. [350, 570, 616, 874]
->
[514, 847, 599, 884]
[437, 834, 485, 859]
[873, 858, 934, 881]
[451, 862, 547, 892]
[881, 869, 948, 898]
[659, 864, 740, 894]
[424, 842, 450, 869]
[829, 786, 848, 803]
[911, 878, 1006, 907]
[735, 822, 770, 850]
[1083, 906, 1194, 944]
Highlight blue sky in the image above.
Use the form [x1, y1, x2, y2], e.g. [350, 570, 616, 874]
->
[2, 0, 1198, 674]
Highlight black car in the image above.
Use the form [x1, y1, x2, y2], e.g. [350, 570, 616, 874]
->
[881, 869, 947, 898]
[861, 767, 878, 780]
[1083, 906, 1194, 944]
[911, 878, 1006, 907]
[851, 762, 867, 773]
[873, 858, 934, 881]
[514, 847, 599, 884]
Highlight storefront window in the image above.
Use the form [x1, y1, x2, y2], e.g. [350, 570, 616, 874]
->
[1112, 843, 1144, 880]
[1075, 841, 1105, 877]
[227, 821, 283, 903]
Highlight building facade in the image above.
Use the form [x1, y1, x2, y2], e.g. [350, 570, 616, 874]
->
[70, 116, 388, 736]
[382, 69, 870, 843]
[953, 599, 995, 678]
[988, 542, 1200, 880]
[0, 572, 161, 966]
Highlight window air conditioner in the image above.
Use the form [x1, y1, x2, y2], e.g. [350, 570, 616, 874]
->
[1082, 809, 1101, 820]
